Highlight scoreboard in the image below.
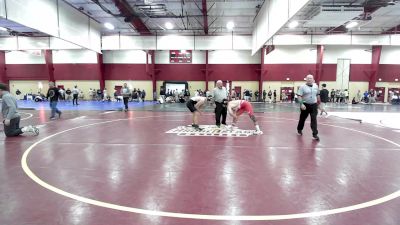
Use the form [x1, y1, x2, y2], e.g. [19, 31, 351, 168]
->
[170, 50, 192, 63]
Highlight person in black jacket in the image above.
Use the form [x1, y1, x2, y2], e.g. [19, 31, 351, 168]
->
[47, 82, 62, 119]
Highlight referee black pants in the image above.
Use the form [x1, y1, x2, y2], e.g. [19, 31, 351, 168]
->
[297, 103, 318, 135]
[215, 102, 227, 126]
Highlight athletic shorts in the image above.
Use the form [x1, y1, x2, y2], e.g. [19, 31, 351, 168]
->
[186, 100, 197, 113]
[320, 102, 326, 111]
[237, 101, 254, 116]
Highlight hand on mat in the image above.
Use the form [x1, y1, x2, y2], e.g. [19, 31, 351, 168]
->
[300, 104, 306, 110]
[4, 119, 10, 126]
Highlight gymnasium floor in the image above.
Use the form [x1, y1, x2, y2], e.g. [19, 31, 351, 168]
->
[1, 101, 400, 225]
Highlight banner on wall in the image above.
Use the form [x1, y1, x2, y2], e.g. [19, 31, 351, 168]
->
[170, 50, 192, 63]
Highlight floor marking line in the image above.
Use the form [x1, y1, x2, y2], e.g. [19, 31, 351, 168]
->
[21, 114, 400, 221]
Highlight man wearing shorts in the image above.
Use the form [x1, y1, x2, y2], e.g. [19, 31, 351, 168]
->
[227, 100, 262, 135]
[319, 83, 329, 116]
[186, 96, 207, 130]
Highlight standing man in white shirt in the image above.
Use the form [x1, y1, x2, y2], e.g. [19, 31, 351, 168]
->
[72, 85, 80, 105]
[296, 74, 321, 141]
[212, 80, 228, 128]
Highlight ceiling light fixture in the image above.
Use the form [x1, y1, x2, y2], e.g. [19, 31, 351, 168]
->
[0, 26, 7, 31]
[288, 21, 299, 29]
[226, 21, 235, 30]
[104, 22, 115, 30]
[346, 21, 358, 29]
[165, 22, 174, 30]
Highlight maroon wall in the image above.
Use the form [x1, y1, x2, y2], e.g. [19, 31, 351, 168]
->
[264, 64, 317, 81]
[378, 64, 400, 81]
[6, 64, 48, 80]
[209, 64, 260, 81]
[104, 64, 148, 80]
[0, 51, 6, 83]
[4, 63, 400, 82]
[157, 64, 205, 81]
[54, 64, 101, 80]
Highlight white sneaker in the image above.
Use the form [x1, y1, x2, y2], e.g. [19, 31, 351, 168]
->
[254, 130, 263, 135]
[25, 125, 39, 136]
[32, 126, 39, 136]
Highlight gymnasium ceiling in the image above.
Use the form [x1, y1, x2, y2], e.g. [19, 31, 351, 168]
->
[0, 0, 399, 38]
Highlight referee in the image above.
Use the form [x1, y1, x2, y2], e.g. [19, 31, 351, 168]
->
[297, 74, 321, 141]
[212, 80, 228, 128]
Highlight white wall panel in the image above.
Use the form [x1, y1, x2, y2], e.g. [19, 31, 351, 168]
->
[52, 50, 97, 64]
[155, 50, 170, 64]
[252, 29, 258, 54]
[192, 51, 205, 64]
[0, 37, 83, 50]
[233, 36, 252, 50]
[102, 36, 120, 50]
[272, 34, 400, 46]
[18, 37, 50, 50]
[89, 19, 101, 53]
[312, 35, 352, 45]
[272, 35, 311, 45]
[157, 35, 194, 50]
[6, 0, 59, 37]
[0, 37, 17, 50]
[120, 36, 156, 50]
[50, 37, 82, 49]
[252, 0, 310, 54]
[58, 0, 89, 49]
[255, 1, 269, 54]
[0, 0, 6, 18]
[103, 35, 258, 50]
[195, 36, 232, 50]
[265, 45, 316, 64]
[103, 50, 147, 64]
[391, 35, 400, 45]
[268, 0, 289, 38]
[209, 50, 260, 64]
[324, 46, 371, 64]
[380, 46, 400, 64]
[5, 51, 45, 64]
[352, 35, 390, 45]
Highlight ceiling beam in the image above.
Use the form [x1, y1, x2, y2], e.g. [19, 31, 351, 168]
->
[202, 0, 208, 34]
[111, 0, 152, 35]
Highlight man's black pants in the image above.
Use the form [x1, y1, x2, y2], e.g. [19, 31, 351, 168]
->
[297, 103, 318, 135]
[215, 102, 227, 126]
